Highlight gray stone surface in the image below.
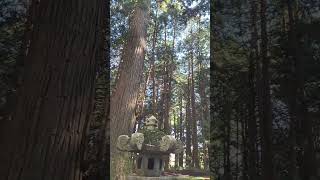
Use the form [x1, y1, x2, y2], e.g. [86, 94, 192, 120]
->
[136, 154, 163, 177]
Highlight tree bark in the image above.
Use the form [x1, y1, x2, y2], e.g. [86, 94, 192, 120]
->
[247, 0, 259, 179]
[179, 94, 184, 167]
[223, 89, 232, 179]
[190, 33, 200, 169]
[0, 0, 106, 179]
[173, 110, 179, 168]
[151, 4, 159, 114]
[185, 78, 192, 168]
[259, 0, 274, 179]
[162, 18, 171, 170]
[286, 1, 299, 179]
[110, 1, 149, 179]
[163, 18, 171, 134]
[134, 2, 159, 127]
[241, 108, 249, 180]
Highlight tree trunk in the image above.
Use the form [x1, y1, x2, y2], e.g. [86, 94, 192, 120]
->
[151, 4, 159, 114]
[179, 94, 184, 167]
[0, 0, 106, 179]
[301, 104, 316, 180]
[259, 0, 274, 179]
[135, 2, 159, 122]
[286, 1, 299, 179]
[241, 108, 249, 180]
[163, 18, 171, 134]
[197, 15, 209, 170]
[110, 1, 149, 179]
[223, 89, 232, 179]
[190, 37, 200, 169]
[162, 19, 171, 170]
[174, 110, 179, 168]
[247, 0, 259, 179]
[185, 80, 192, 168]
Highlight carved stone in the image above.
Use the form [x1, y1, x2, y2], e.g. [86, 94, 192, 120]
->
[130, 132, 144, 150]
[116, 115, 184, 177]
[159, 135, 176, 152]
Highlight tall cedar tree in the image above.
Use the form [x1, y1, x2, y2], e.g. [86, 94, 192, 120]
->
[110, 1, 149, 179]
[190, 32, 200, 169]
[0, 0, 107, 179]
[185, 72, 192, 167]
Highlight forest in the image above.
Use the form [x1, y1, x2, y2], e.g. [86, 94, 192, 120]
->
[110, 0, 210, 179]
[0, 0, 320, 180]
[212, 0, 320, 180]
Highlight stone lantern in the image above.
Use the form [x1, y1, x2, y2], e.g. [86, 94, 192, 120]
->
[116, 115, 183, 177]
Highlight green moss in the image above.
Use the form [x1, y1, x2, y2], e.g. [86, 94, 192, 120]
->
[139, 129, 167, 146]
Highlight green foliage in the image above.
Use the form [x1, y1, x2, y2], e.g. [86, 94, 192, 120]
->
[0, 0, 26, 119]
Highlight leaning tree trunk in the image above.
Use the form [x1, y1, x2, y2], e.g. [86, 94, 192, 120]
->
[110, 1, 149, 179]
[0, 0, 106, 179]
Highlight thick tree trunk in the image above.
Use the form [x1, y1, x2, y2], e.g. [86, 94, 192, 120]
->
[84, 6, 110, 177]
[0, 0, 106, 179]
[134, 3, 159, 126]
[110, 2, 149, 179]
[83, 69, 109, 180]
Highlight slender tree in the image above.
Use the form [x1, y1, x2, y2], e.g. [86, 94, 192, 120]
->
[286, 1, 299, 179]
[247, 0, 259, 179]
[178, 94, 184, 168]
[190, 29, 200, 169]
[259, 0, 274, 179]
[185, 78, 192, 167]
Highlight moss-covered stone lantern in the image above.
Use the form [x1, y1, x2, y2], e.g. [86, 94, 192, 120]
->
[116, 115, 183, 177]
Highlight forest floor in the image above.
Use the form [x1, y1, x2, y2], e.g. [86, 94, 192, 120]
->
[165, 169, 210, 177]
[129, 170, 210, 179]
[128, 175, 209, 180]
